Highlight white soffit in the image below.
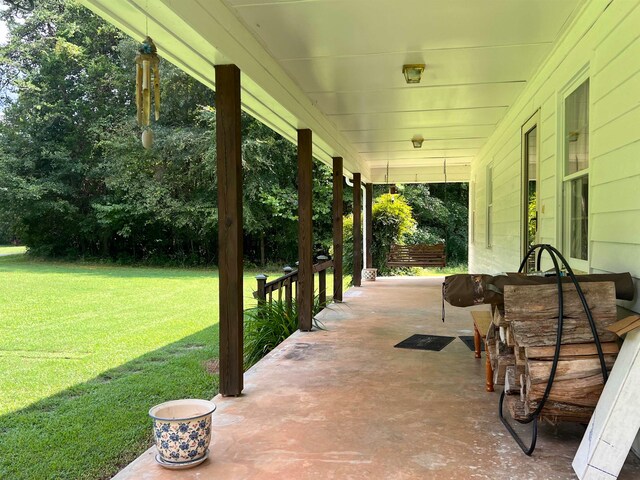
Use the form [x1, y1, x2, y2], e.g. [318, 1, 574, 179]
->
[81, 0, 584, 183]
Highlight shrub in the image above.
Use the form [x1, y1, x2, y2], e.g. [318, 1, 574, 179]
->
[371, 194, 416, 275]
[243, 296, 325, 369]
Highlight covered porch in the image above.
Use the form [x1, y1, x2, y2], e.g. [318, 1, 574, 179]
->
[113, 277, 640, 479]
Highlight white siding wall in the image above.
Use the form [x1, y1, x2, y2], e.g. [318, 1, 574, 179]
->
[469, 0, 640, 312]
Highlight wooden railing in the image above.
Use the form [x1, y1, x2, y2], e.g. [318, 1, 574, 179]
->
[254, 255, 334, 312]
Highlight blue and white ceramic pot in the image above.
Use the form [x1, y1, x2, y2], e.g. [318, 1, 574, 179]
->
[149, 399, 216, 464]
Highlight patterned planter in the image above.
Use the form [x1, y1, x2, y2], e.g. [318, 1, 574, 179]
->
[362, 268, 378, 281]
[149, 399, 216, 468]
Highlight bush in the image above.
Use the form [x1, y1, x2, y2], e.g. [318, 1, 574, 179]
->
[371, 194, 416, 275]
[243, 296, 325, 369]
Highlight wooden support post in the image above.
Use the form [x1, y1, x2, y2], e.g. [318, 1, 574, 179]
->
[255, 274, 267, 307]
[365, 183, 373, 269]
[297, 129, 313, 331]
[283, 266, 293, 313]
[353, 173, 362, 287]
[317, 255, 328, 307]
[215, 64, 243, 397]
[332, 157, 343, 302]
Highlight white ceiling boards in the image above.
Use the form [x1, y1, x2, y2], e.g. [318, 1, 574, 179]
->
[80, 0, 584, 183]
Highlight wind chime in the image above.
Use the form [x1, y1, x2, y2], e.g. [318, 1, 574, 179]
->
[135, 36, 160, 149]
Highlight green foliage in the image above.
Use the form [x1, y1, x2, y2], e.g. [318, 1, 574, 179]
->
[0, 0, 335, 266]
[244, 301, 299, 369]
[244, 296, 325, 369]
[342, 213, 354, 276]
[371, 193, 416, 275]
[399, 183, 469, 265]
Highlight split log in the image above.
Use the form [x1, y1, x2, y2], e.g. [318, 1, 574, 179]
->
[493, 353, 515, 386]
[526, 399, 595, 422]
[525, 342, 619, 360]
[526, 355, 616, 384]
[505, 394, 527, 421]
[512, 318, 618, 347]
[515, 346, 527, 366]
[493, 305, 506, 327]
[504, 282, 618, 347]
[526, 374, 606, 407]
[505, 365, 525, 395]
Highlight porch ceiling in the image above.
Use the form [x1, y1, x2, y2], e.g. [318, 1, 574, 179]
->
[80, 0, 584, 183]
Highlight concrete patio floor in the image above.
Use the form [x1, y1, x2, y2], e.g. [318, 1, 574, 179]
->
[115, 276, 640, 479]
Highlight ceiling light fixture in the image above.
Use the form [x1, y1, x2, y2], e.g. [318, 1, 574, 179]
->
[402, 64, 425, 84]
[411, 136, 424, 148]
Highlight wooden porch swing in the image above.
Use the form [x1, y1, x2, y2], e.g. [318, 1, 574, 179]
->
[386, 158, 449, 269]
[387, 243, 446, 268]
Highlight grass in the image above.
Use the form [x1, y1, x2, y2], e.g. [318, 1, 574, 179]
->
[414, 263, 468, 276]
[0, 253, 341, 480]
[0, 245, 27, 256]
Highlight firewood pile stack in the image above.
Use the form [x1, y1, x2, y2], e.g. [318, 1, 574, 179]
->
[487, 281, 620, 423]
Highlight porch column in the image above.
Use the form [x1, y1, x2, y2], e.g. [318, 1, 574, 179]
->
[353, 173, 362, 286]
[298, 129, 313, 331]
[215, 64, 243, 396]
[365, 183, 373, 268]
[332, 157, 343, 302]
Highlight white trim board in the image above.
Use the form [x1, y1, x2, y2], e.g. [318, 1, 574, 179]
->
[573, 328, 640, 479]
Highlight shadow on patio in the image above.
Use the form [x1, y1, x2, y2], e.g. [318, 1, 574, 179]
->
[115, 277, 640, 479]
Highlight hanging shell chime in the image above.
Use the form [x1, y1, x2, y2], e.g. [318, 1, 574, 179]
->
[135, 36, 160, 149]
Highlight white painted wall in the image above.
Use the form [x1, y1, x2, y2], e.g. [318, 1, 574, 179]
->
[469, 0, 640, 312]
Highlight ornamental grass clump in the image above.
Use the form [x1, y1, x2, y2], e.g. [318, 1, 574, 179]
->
[244, 296, 325, 369]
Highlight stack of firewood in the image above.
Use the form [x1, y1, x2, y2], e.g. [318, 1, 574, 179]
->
[490, 281, 620, 423]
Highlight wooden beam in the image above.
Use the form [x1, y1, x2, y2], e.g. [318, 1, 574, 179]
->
[365, 183, 373, 269]
[215, 64, 243, 397]
[298, 129, 313, 331]
[353, 173, 362, 287]
[332, 157, 343, 302]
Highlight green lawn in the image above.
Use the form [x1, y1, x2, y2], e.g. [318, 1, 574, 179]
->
[0, 245, 27, 256]
[0, 254, 341, 480]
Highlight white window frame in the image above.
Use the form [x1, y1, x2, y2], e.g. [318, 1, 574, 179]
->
[558, 69, 590, 273]
[486, 164, 493, 249]
[521, 111, 541, 261]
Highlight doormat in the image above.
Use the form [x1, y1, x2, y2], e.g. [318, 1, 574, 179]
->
[394, 334, 455, 352]
[459, 335, 484, 352]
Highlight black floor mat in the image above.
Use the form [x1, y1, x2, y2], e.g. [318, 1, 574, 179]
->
[459, 335, 484, 352]
[394, 334, 455, 352]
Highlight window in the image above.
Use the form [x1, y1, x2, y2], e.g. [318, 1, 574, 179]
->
[486, 165, 493, 248]
[563, 79, 589, 265]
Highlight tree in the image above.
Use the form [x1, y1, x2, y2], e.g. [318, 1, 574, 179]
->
[0, 0, 337, 265]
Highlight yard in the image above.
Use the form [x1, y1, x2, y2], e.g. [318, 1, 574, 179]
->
[0, 250, 342, 480]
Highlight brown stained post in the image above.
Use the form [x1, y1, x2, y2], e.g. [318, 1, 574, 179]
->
[332, 157, 344, 302]
[215, 64, 243, 397]
[297, 129, 313, 331]
[353, 173, 362, 287]
[365, 183, 373, 269]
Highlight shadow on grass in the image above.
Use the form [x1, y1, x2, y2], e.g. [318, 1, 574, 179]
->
[0, 327, 219, 480]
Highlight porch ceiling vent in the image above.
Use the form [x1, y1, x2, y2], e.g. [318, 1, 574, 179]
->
[402, 64, 425, 84]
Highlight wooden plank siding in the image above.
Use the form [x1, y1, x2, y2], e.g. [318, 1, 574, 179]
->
[469, 0, 640, 312]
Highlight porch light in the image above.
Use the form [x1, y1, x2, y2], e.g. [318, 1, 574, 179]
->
[402, 64, 425, 84]
[411, 136, 424, 148]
